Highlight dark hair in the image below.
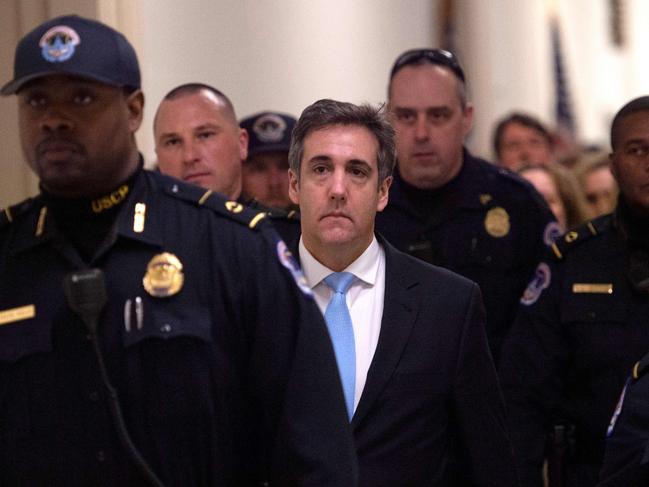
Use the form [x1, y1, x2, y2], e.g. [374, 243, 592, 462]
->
[493, 112, 553, 156]
[610, 96, 649, 150]
[289, 99, 395, 186]
[388, 48, 468, 108]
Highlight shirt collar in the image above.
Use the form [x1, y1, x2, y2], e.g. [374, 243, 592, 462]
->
[299, 235, 382, 289]
[10, 163, 163, 257]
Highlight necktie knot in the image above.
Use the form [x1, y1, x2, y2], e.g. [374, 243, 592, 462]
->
[324, 271, 355, 295]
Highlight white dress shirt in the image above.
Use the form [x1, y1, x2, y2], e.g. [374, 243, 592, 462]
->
[299, 236, 385, 413]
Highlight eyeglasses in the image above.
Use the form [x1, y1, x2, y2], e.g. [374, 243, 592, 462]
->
[390, 48, 465, 82]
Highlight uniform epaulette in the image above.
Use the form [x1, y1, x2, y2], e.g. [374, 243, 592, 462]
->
[162, 181, 268, 230]
[632, 348, 649, 381]
[550, 214, 613, 261]
[245, 199, 300, 221]
[0, 197, 37, 230]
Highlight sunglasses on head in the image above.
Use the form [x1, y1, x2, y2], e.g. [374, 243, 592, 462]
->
[390, 48, 465, 82]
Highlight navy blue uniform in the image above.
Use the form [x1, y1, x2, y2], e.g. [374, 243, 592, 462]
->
[0, 169, 356, 486]
[244, 198, 301, 252]
[598, 351, 649, 487]
[499, 203, 649, 487]
[375, 150, 556, 363]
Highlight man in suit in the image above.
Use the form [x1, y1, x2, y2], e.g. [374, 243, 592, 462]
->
[287, 98, 518, 486]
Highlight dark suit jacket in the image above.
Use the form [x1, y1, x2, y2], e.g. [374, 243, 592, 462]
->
[349, 236, 518, 486]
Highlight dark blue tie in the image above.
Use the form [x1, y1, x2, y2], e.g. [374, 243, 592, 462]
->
[323, 271, 356, 420]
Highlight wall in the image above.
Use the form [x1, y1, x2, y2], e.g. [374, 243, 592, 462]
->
[136, 0, 436, 165]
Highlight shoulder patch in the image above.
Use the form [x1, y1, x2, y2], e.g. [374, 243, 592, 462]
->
[276, 239, 313, 296]
[163, 181, 267, 230]
[520, 262, 551, 305]
[550, 215, 612, 260]
[543, 221, 563, 246]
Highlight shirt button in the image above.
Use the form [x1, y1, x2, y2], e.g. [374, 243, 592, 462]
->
[96, 450, 106, 462]
[89, 391, 100, 402]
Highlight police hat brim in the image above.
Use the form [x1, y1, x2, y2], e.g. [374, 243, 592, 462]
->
[246, 143, 291, 158]
[1, 69, 127, 96]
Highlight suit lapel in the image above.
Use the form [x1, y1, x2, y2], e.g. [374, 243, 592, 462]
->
[351, 238, 419, 428]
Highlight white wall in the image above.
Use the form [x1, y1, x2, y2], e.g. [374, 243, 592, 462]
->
[456, 0, 649, 160]
[136, 0, 436, 165]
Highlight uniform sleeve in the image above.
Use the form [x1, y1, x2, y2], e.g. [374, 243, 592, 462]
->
[498, 259, 568, 487]
[599, 377, 649, 486]
[244, 225, 358, 487]
[453, 283, 520, 487]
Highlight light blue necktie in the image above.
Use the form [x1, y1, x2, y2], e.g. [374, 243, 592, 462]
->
[323, 271, 356, 420]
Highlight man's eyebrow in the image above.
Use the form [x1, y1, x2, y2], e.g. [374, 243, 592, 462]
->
[348, 159, 372, 167]
[193, 123, 221, 132]
[307, 155, 332, 164]
[623, 138, 648, 146]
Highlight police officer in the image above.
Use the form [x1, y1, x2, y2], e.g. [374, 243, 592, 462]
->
[376, 48, 556, 363]
[240, 111, 297, 211]
[154, 84, 300, 248]
[499, 96, 649, 487]
[0, 15, 356, 486]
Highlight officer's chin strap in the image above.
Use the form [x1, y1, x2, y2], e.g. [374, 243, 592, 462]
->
[63, 268, 166, 487]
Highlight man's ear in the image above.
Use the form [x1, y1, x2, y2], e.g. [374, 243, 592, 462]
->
[239, 128, 249, 162]
[461, 103, 474, 138]
[376, 175, 392, 212]
[288, 169, 300, 205]
[126, 90, 144, 133]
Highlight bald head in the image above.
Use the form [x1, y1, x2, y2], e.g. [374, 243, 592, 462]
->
[154, 83, 238, 131]
[154, 84, 248, 199]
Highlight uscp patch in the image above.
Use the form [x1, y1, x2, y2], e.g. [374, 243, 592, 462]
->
[276, 240, 312, 296]
[543, 221, 563, 246]
[520, 262, 551, 306]
[39, 25, 80, 62]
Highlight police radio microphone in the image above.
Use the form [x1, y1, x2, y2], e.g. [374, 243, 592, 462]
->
[63, 268, 107, 335]
[64, 269, 165, 487]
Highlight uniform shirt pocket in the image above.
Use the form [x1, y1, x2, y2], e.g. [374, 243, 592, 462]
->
[0, 313, 52, 363]
[121, 303, 212, 348]
[560, 291, 629, 324]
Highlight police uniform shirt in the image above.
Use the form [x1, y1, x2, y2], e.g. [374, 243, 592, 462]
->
[0, 167, 356, 486]
[243, 197, 301, 252]
[375, 149, 556, 363]
[499, 200, 649, 487]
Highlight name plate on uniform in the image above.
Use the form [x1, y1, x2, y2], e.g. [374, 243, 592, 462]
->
[572, 283, 613, 294]
[0, 304, 36, 326]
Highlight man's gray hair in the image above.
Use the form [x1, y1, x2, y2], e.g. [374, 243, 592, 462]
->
[289, 99, 396, 186]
